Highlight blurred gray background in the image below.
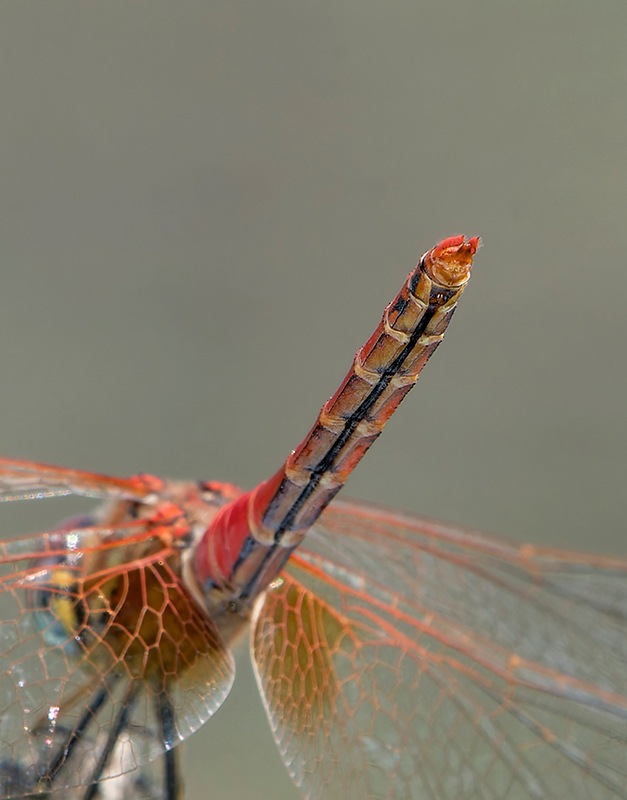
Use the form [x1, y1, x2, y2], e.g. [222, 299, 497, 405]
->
[1, 3, 626, 799]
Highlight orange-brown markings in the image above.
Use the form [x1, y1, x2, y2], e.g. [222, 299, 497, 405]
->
[268, 560, 621, 779]
[287, 553, 627, 713]
[266, 578, 355, 723]
[74, 553, 220, 687]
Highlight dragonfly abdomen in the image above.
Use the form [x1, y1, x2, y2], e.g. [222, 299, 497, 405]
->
[194, 236, 478, 610]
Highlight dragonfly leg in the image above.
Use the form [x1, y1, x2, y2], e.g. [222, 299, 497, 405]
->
[43, 672, 120, 785]
[81, 681, 138, 800]
[156, 691, 183, 800]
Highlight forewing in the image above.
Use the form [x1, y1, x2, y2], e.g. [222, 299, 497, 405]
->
[0, 458, 161, 503]
[252, 498, 627, 800]
[0, 518, 234, 798]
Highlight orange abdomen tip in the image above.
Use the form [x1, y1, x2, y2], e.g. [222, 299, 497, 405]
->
[425, 235, 480, 287]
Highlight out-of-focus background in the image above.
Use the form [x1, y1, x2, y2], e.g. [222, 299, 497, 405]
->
[1, 3, 626, 798]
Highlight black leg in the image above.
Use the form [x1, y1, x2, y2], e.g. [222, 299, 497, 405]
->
[43, 671, 120, 784]
[156, 691, 183, 800]
[81, 680, 138, 800]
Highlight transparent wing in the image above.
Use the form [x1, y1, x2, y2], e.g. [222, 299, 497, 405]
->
[0, 724, 183, 800]
[251, 498, 627, 800]
[0, 458, 162, 503]
[0, 514, 234, 799]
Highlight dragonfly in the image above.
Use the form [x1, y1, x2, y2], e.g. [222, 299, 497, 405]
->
[1, 235, 627, 800]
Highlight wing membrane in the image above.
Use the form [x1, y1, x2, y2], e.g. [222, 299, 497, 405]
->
[0, 517, 234, 798]
[252, 498, 627, 799]
[0, 459, 162, 503]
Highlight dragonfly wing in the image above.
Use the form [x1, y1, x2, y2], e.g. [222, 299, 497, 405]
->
[78, 744, 182, 800]
[251, 498, 627, 800]
[0, 725, 182, 800]
[0, 520, 234, 798]
[0, 458, 162, 503]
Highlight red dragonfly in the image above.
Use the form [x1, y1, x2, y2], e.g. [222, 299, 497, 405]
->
[1, 235, 626, 800]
